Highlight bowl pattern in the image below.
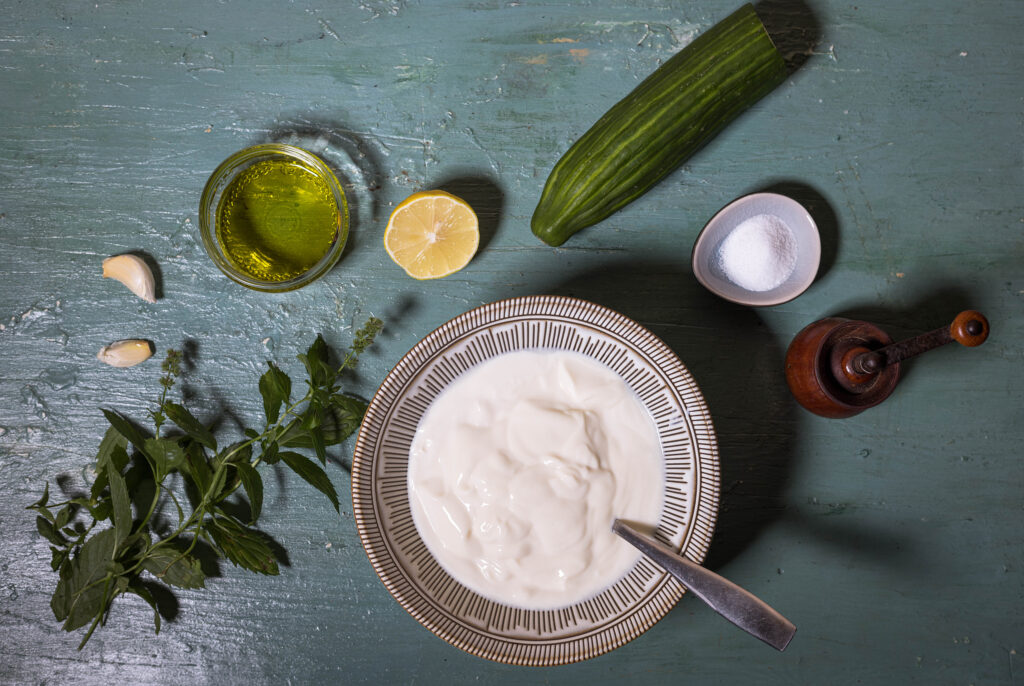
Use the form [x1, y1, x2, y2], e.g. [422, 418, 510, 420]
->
[352, 295, 720, 665]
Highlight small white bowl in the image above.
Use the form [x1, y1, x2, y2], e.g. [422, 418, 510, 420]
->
[691, 192, 821, 307]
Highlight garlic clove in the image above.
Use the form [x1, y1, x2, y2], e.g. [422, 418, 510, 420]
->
[102, 254, 157, 303]
[97, 340, 154, 367]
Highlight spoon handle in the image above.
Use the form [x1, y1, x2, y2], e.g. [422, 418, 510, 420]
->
[613, 520, 796, 651]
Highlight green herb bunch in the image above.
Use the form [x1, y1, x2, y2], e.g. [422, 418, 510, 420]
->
[28, 318, 383, 649]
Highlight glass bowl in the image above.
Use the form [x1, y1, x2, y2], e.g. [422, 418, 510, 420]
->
[199, 144, 349, 292]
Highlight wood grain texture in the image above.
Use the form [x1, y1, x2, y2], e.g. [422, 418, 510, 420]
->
[1, 0, 1021, 684]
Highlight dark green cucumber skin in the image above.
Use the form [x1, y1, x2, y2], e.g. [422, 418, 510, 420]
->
[531, 4, 787, 247]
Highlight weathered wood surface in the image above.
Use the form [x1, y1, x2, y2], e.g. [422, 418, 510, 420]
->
[1, 0, 1021, 683]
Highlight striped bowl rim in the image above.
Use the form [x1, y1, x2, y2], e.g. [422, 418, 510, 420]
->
[351, 295, 719, 665]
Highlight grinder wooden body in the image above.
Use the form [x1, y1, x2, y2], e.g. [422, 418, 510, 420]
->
[785, 310, 989, 418]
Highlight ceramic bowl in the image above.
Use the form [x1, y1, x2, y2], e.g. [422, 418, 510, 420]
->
[691, 192, 820, 307]
[351, 295, 720, 666]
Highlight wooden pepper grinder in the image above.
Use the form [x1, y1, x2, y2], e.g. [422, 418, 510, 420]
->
[785, 310, 990, 418]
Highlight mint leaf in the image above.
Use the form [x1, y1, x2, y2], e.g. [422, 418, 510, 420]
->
[102, 409, 151, 454]
[278, 398, 365, 449]
[260, 440, 279, 465]
[120, 532, 150, 565]
[297, 334, 332, 388]
[28, 482, 50, 510]
[258, 362, 291, 425]
[142, 548, 205, 589]
[162, 402, 216, 451]
[126, 580, 161, 634]
[32, 503, 55, 524]
[91, 426, 129, 495]
[300, 405, 322, 430]
[102, 410, 162, 479]
[144, 437, 185, 474]
[221, 441, 253, 465]
[235, 462, 263, 523]
[297, 404, 328, 463]
[108, 468, 132, 547]
[52, 528, 117, 631]
[310, 428, 327, 465]
[280, 451, 339, 512]
[50, 546, 69, 572]
[91, 443, 131, 503]
[37, 516, 66, 546]
[207, 464, 227, 503]
[208, 517, 279, 575]
[88, 499, 112, 522]
[181, 443, 213, 496]
[54, 504, 73, 530]
[327, 395, 367, 443]
[96, 425, 128, 464]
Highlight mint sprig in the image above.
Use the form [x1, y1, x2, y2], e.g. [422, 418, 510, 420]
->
[28, 318, 383, 649]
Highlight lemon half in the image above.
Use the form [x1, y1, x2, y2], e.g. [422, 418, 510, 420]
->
[383, 190, 479, 280]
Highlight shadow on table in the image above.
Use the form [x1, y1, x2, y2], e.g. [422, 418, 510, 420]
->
[780, 507, 922, 573]
[121, 250, 165, 300]
[755, 0, 822, 74]
[545, 260, 932, 594]
[266, 117, 388, 261]
[752, 179, 841, 281]
[435, 172, 505, 255]
[543, 259, 798, 571]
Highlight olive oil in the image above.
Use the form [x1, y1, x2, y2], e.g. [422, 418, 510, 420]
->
[215, 157, 340, 282]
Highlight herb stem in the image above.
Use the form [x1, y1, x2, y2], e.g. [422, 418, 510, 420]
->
[77, 576, 111, 650]
[137, 482, 163, 534]
[162, 483, 185, 522]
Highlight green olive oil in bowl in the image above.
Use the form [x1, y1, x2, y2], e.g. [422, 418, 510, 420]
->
[200, 144, 348, 292]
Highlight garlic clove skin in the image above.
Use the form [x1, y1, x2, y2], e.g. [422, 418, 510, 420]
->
[102, 254, 157, 303]
[97, 340, 154, 367]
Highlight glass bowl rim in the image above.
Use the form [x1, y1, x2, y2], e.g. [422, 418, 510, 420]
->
[198, 143, 349, 292]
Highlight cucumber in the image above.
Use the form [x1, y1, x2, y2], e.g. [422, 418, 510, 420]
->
[531, 4, 787, 246]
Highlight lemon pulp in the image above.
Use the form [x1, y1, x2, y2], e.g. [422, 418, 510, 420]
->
[384, 190, 479, 280]
[216, 158, 339, 282]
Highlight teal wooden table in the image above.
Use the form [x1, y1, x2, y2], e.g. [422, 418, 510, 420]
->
[2, 1, 1021, 683]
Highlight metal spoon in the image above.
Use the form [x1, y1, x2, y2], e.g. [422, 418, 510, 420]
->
[613, 519, 796, 651]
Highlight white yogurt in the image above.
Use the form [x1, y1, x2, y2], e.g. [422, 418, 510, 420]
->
[408, 349, 663, 609]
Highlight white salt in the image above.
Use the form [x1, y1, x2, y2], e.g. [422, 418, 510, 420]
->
[715, 214, 798, 292]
